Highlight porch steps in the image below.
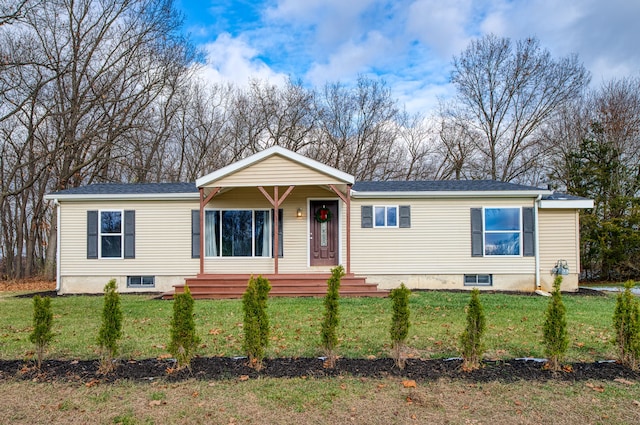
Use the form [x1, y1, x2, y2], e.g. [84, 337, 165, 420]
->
[162, 274, 388, 300]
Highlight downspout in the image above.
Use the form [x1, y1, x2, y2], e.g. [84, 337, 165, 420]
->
[535, 194, 541, 290]
[55, 199, 61, 292]
[533, 194, 550, 296]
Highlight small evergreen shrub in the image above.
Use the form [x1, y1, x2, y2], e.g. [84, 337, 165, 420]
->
[543, 276, 568, 371]
[29, 295, 53, 368]
[168, 285, 200, 370]
[97, 279, 123, 372]
[242, 275, 271, 370]
[389, 283, 411, 369]
[613, 280, 640, 370]
[321, 265, 344, 368]
[459, 288, 486, 371]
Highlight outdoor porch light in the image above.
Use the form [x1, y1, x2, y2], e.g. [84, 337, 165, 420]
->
[297, 207, 303, 217]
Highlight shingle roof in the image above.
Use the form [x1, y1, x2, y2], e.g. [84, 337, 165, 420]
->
[352, 180, 544, 192]
[49, 182, 198, 196]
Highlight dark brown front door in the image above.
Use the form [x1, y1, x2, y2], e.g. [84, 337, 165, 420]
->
[310, 200, 339, 266]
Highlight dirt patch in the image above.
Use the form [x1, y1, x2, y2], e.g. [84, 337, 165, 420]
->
[2, 357, 638, 384]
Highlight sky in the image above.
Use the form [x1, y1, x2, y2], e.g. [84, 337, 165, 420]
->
[176, 0, 640, 115]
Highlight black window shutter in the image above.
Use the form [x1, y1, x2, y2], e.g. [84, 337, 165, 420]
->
[522, 207, 535, 257]
[361, 205, 373, 228]
[87, 210, 98, 259]
[124, 210, 135, 259]
[470, 208, 483, 257]
[399, 205, 411, 228]
[191, 210, 200, 259]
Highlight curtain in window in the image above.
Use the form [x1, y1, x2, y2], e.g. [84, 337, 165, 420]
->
[205, 210, 219, 257]
[254, 210, 270, 257]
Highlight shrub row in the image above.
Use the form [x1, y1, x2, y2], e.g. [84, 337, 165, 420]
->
[28, 275, 640, 372]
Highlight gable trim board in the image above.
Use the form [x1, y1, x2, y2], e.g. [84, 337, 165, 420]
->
[46, 148, 592, 295]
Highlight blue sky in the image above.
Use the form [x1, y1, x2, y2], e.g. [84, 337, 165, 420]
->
[176, 0, 640, 114]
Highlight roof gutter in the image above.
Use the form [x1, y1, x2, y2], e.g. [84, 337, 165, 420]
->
[350, 190, 552, 199]
[43, 193, 200, 202]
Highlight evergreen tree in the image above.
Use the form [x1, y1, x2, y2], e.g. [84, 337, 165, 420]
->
[29, 295, 53, 369]
[613, 280, 640, 370]
[242, 275, 271, 370]
[168, 285, 200, 370]
[97, 279, 123, 372]
[543, 276, 569, 371]
[321, 265, 344, 368]
[459, 288, 486, 371]
[389, 283, 411, 369]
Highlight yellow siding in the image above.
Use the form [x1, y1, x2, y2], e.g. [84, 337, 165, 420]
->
[538, 209, 580, 291]
[350, 198, 536, 276]
[207, 155, 346, 187]
[60, 200, 199, 277]
[59, 200, 200, 292]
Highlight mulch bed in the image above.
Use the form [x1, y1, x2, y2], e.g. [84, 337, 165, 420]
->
[1, 357, 638, 384]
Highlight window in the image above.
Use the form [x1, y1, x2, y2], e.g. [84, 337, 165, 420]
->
[127, 276, 155, 288]
[362, 205, 410, 228]
[484, 207, 521, 256]
[374, 206, 398, 228]
[464, 274, 492, 286]
[100, 210, 123, 258]
[204, 209, 282, 257]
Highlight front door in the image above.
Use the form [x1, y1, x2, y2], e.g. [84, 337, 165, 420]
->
[310, 200, 339, 266]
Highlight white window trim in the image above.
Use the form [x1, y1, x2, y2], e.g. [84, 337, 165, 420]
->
[98, 209, 124, 259]
[204, 208, 273, 259]
[482, 206, 522, 257]
[127, 276, 155, 287]
[373, 205, 399, 228]
[464, 274, 493, 286]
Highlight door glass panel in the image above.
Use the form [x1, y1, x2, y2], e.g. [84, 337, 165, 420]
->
[321, 221, 328, 247]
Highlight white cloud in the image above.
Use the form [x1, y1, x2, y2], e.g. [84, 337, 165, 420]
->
[406, 0, 472, 57]
[195, 33, 288, 87]
[305, 31, 394, 85]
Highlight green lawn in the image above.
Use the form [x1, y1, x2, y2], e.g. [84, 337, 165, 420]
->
[0, 291, 620, 362]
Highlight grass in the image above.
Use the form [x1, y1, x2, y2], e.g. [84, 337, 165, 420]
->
[0, 290, 620, 362]
[1, 290, 638, 424]
[0, 377, 639, 424]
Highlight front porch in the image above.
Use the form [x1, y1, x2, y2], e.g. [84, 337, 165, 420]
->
[162, 273, 388, 299]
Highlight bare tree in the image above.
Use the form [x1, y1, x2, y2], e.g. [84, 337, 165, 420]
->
[449, 34, 589, 182]
[309, 76, 404, 180]
[0, 0, 192, 279]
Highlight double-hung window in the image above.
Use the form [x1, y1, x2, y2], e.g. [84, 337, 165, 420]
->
[374, 206, 398, 228]
[483, 207, 521, 256]
[204, 209, 281, 257]
[100, 210, 123, 258]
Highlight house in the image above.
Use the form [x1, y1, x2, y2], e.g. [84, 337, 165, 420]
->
[45, 146, 593, 297]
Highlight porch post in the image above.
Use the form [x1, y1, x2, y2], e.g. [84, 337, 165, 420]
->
[257, 185, 295, 275]
[346, 183, 352, 274]
[273, 186, 279, 274]
[199, 188, 204, 275]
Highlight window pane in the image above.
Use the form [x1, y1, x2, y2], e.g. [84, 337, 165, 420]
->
[374, 207, 385, 227]
[205, 210, 220, 257]
[222, 210, 252, 256]
[464, 275, 477, 284]
[254, 210, 270, 257]
[101, 235, 122, 257]
[387, 207, 397, 227]
[477, 275, 492, 284]
[101, 211, 121, 233]
[485, 232, 520, 255]
[485, 208, 519, 231]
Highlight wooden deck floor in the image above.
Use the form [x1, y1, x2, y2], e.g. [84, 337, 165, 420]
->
[162, 273, 387, 299]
